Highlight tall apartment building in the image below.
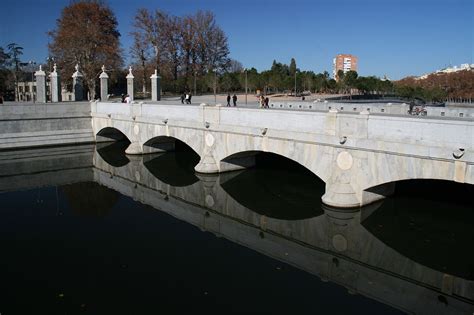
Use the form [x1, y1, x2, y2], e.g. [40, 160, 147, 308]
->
[333, 54, 358, 80]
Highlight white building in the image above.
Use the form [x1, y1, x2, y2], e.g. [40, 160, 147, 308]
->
[17, 81, 74, 102]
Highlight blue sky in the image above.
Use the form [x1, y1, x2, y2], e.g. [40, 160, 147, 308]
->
[1, 0, 472, 79]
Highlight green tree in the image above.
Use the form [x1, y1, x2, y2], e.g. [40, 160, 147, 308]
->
[289, 58, 297, 76]
[6, 43, 23, 100]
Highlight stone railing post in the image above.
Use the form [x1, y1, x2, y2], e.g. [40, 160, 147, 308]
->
[50, 64, 61, 102]
[99, 65, 109, 101]
[126, 66, 134, 102]
[34, 65, 47, 103]
[150, 69, 161, 101]
[72, 64, 83, 101]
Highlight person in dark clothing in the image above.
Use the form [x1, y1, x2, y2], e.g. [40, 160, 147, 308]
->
[226, 93, 231, 106]
[409, 101, 414, 114]
[187, 93, 192, 104]
[264, 97, 269, 108]
[181, 93, 185, 104]
[121, 94, 126, 103]
[232, 94, 237, 106]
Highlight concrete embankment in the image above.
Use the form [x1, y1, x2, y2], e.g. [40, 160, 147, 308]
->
[0, 102, 94, 150]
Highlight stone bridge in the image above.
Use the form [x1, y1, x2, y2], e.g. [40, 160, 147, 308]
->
[92, 101, 474, 208]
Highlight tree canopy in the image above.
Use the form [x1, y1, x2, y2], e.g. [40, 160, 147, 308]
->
[130, 8, 230, 94]
[48, 0, 123, 100]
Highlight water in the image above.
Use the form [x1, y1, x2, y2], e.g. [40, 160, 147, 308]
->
[0, 142, 472, 314]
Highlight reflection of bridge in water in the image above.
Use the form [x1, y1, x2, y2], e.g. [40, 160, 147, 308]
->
[0, 143, 472, 315]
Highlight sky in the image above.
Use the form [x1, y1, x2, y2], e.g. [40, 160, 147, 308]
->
[0, 0, 473, 80]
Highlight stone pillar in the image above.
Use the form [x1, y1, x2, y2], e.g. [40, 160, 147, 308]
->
[99, 65, 109, 101]
[150, 69, 161, 101]
[126, 66, 134, 102]
[50, 64, 61, 102]
[72, 64, 83, 101]
[34, 65, 47, 103]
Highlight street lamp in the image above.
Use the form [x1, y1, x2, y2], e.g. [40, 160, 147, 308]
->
[294, 71, 297, 98]
[245, 69, 248, 105]
[214, 70, 217, 105]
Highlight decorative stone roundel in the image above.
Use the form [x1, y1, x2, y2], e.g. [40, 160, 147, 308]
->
[133, 124, 140, 135]
[336, 151, 353, 170]
[332, 234, 348, 252]
[205, 133, 215, 147]
[205, 194, 215, 207]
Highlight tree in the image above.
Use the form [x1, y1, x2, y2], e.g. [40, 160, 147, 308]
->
[130, 31, 151, 93]
[343, 70, 358, 98]
[6, 43, 23, 100]
[289, 58, 297, 76]
[0, 46, 12, 98]
[49, 1, 123, 100]
[336, 69, 344, 82]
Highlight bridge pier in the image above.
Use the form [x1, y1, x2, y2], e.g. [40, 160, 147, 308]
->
[195, 154, 219, 174]
[125, 142, 142, 155]
[322, 182, 360, 208]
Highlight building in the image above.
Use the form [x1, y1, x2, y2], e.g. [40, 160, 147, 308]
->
[16, 81, 74, 102]
[333, 54, 358, 81]
[415, 63, 474, 80]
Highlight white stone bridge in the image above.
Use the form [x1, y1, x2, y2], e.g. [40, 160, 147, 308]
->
[92, 101, 474, 208]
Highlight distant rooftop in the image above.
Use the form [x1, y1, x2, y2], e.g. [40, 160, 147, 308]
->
[416, 63, 474, 80]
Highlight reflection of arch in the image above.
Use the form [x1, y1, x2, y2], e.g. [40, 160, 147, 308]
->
[220, 150, 326, 181]
[143, 151, 200, 187]
[143, 135, 201, 159]
[96, 141, 130, 167]
[362, 179, 474, 280]
[219, 152, 325, 220]
[61, 182, 119, 217]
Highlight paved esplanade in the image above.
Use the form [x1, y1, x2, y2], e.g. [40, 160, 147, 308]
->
[91, 100, 474, 208]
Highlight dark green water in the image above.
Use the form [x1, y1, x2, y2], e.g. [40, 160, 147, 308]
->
[0, 142, 472, 314]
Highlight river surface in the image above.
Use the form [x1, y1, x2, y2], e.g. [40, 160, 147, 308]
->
[0, 142, 472, 314]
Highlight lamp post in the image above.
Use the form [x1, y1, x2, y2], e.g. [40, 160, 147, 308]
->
[294, 71, 297, 98]
[214, 69, 217, 105]
[245, 69, 248, 105]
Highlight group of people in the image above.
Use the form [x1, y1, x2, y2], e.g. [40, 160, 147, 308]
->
[180, 92, 192, 104]
[226, 93, 237, 106]
[121, 94, 131, 104]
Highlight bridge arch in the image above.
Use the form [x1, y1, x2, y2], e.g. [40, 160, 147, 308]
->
[214, 141, 332, 183]
[359, 155, 473, 204]
[96, 127, 131, 143]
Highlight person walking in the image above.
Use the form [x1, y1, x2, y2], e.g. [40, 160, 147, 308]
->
[232, 94, 237, 106]
[264, 97, 269, 108]
[180, 92, 185, 104]
[226, 93, 231, 107]
[124, 94, 131, 104]
[185, 93, 190, 104]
